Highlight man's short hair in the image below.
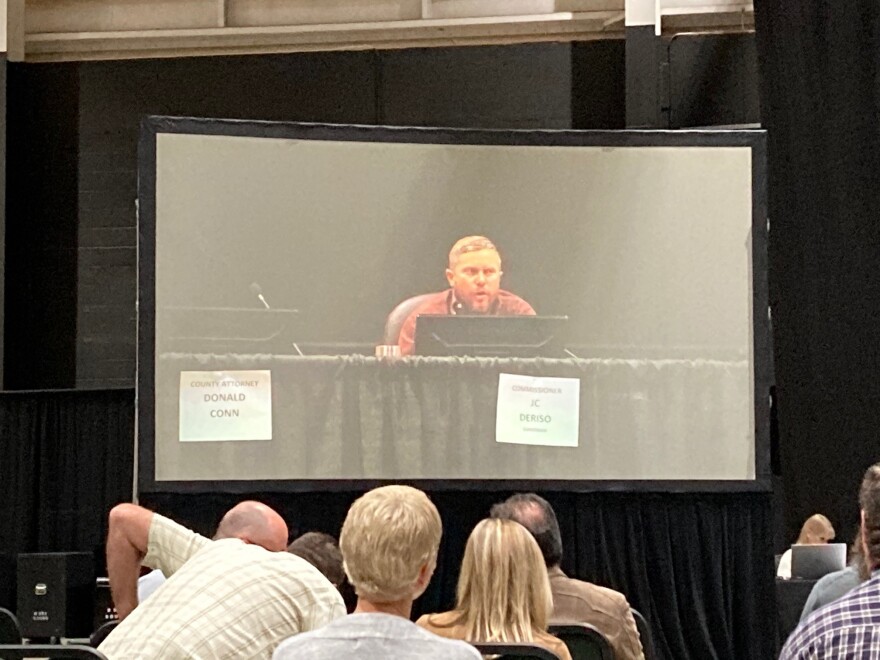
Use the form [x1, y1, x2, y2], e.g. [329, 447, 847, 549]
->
[287, 532, 345, 587]
[859, 463, 880, 566]
[448, 236, 499, 269]
[340, 485, 442, 603]
[490, 493, 563, 568]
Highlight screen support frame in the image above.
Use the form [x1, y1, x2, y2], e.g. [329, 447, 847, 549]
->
[137, 117, 771, 495]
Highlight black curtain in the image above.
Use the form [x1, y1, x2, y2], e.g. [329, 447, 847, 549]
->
[0, 389, 134, 609]
[754, 2, 880, 543]
[144, 490, 775, 660]
[0, 387, 775, 658]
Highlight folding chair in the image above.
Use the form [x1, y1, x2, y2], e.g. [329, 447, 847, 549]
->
[0, 644, 108, 659]
[0, 610, 21, 645]
[548, 623, 613, 660]
[469, 641, 561, 659]
[631, 608, 656, 660]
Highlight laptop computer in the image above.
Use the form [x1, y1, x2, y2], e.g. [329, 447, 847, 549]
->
[790, 543, 847, 580]
[413, 315, 569, 358]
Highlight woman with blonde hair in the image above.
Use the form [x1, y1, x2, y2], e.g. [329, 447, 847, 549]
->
[777, 513, 835, 579]
[417, 518, 571, 660]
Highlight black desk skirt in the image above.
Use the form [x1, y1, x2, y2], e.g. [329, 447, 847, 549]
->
[777, 578, 818, 643]
[150, 353, 754, 485]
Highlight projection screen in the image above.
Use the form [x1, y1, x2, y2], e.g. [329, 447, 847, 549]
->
[137, 118, 770, 493]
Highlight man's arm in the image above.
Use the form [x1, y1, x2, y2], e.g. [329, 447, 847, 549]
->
[106, 503, 153, 620]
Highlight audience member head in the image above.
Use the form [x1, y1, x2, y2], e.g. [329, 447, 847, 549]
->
[446, 235, 503, 313]
[490, 493, 563, 569]
[340, 485, 442, 612]
[454, 518, 553, 643]
[287, 532, 345, 587]
[796, 513, 835, 545]
[213, 500, 288, 552]
[859, 463, 880, 570]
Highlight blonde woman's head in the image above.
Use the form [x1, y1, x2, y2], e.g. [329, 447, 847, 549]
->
[340, 485, 442, 603]
[454, 518, 553, 642]
[797, 514, 835, 545]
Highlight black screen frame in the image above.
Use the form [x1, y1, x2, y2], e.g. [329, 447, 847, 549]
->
[137, 117, 771, 495]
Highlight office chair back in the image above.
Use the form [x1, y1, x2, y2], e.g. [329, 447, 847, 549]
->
[548, 623, 613, 660]
[383, 293, 436, 345]
[469, 641, 561, 659]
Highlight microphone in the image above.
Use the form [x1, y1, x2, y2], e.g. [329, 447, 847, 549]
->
[250, 282, 271, 310]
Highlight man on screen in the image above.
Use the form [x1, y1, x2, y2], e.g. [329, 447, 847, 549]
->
[397, 236, 536, 355]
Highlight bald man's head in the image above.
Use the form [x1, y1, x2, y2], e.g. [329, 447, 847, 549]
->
[213, 501, 288, 552]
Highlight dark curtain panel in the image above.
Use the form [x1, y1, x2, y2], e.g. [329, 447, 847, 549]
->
[0, 389, 134, 609]
[145, 490, 775, 660]
[0, 387, 775, 658]
[754, 2, 880, 542]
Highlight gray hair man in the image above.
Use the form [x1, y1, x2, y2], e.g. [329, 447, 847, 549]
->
[273, 485, 479, 659]
[491, 493, 645, 660]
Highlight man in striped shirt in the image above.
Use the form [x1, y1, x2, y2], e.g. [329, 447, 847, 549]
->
[780, 463, 880, 659]
[136, 500, 290, 603]
[99, 502, 345, 659]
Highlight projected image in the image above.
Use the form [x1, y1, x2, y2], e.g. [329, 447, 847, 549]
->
[142, 125, 767, 488]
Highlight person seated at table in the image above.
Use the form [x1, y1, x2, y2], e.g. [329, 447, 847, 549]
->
[396, 235, 536, 355]
[777, 513, 836, 579]
[799, 532, 870, 620]
[416, 518, 572, 660]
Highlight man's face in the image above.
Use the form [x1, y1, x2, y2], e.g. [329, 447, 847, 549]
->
[446, 249, 502, 313]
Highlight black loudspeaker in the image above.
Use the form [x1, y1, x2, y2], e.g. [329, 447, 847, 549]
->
[93, 577, 118, 631]
[16, 552, 95, 639]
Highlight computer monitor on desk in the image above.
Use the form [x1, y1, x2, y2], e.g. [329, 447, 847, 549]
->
[160, 306, 301, 353]
[413, 315, 569, 358]
[790, 543, 847, 580]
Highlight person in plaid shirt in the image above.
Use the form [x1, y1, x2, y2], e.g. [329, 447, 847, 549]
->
[780, 463, 880, 659]
[99, 501, 345, 659]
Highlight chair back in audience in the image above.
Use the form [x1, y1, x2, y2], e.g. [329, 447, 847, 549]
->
[630, 609, 656, 660]
[469, 641, 561, 659]
[0, 609, 21, 645]
[548, 623, 613, 660]
[0, 644, 108, 659]
[89, 620, 119, 648]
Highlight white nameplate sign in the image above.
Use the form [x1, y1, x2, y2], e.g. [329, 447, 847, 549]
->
[495, 373, 580, 447]
[179, 370, 272, 442]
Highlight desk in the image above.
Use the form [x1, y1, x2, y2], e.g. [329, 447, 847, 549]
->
[149, 353, 752, 486]
[776, 578, 817, 643]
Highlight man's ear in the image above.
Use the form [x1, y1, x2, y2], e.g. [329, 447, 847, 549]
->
[445, 268, 455, 287]
[412, 561, 436, 599]
[416, 562, 432, 587]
